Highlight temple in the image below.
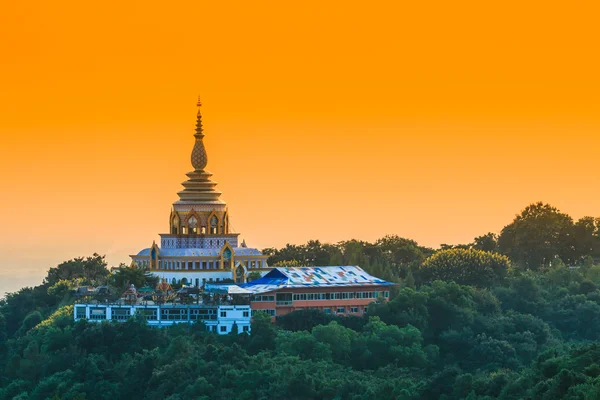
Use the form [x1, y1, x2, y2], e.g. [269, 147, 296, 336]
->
[74, 100, 395, 333]
[130, 98, 270, 285]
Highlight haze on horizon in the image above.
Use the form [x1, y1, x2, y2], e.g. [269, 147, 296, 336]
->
[0, 1, 598, 296]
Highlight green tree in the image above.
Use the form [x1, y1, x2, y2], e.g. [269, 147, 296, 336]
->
[375, 235, 429, 275]
[368, 287, 429, 331]
[16, 311, 43, 336]
[246, 271, 262, 282]
[110, 265, 158, 291]
[312, 321, 356, 364]
[572, 217, 600, 262]
[248, 311, 277, 353]
[45, 253, 109, 286]
[472, 233, 498, 252]
[0, 310, 6, 342]
[276, 330, 332, 361]
[351, 317, 429, 370]
[418, 248, 510, 287]
[498, 202, 574, 269]
[276, 308, 334, 332]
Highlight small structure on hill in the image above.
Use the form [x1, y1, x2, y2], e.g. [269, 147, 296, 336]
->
[122, 284, 138, 304]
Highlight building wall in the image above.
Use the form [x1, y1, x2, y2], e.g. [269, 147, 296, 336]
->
[150, 270, 271, 286]
[250, 285, 391, 319]
[160, 234, 240, 249]
[74, 304, 251, 334]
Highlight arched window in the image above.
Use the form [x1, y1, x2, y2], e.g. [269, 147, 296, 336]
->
[223, 248, 232, 269]
[172, 215, 179, 234]
[236, 266, 245, 283]
[188, 216, 198, 234]
[210, 216, 218, 234]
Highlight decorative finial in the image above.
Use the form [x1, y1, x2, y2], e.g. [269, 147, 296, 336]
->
[197, 95, 202, 108]
[191, 97, 208, 171]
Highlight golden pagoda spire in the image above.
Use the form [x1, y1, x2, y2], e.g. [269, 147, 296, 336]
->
[191, 95, 208, 171]
[176, 97, 223, 204]
[195, 95, 203, 137]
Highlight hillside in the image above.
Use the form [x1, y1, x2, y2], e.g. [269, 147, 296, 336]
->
[1, 202, 600, 399]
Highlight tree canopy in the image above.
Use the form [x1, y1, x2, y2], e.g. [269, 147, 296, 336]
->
[418, 248, 510, 287]
[2, 202, 600, 399]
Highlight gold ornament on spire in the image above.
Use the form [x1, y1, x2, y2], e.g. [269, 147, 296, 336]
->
[191, 96, 207, 171]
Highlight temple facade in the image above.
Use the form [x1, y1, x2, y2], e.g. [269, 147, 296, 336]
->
[130, 99, 270, 285]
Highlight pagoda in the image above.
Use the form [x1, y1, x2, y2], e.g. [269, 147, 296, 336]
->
[130, 98, 270, 286]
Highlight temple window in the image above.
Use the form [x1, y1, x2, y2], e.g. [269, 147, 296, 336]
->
[188, 216, 198, 234]
[210, 216, 218, 234]
[171, 215, 179, 234]
[223, 248, 232, 269]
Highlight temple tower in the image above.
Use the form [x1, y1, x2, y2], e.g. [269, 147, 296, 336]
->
[130, 98, 270, 285]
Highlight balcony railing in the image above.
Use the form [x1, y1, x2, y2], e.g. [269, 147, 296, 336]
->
[276, 301, 293, 306]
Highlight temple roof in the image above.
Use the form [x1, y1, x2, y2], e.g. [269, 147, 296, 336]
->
[241, 266, 395, 294]
[175, 98, 224, 205]
[135, 247, 263, 257]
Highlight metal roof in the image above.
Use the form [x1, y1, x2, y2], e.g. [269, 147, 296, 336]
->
[204, 284, 253, 295]
[241, 266, 394, 294]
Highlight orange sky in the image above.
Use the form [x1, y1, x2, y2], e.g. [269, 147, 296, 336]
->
[1, 0, 599, 294]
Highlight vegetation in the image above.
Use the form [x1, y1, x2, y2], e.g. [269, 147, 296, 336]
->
[1, 202, 600, 399]
[418, 248, 510, 287]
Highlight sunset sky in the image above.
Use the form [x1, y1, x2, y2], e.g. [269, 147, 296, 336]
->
[1, 1, 599, 295]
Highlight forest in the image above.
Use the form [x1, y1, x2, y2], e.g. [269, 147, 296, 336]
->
[2, 202, 600, 399]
